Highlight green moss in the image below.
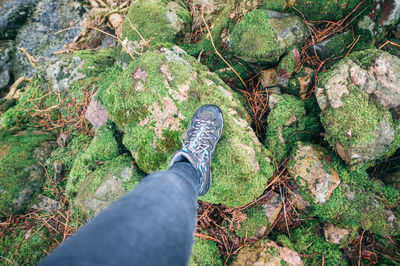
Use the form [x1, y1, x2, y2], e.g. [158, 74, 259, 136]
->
[66, 126, 120, 195]
[312, 161, 400, 235]
[262, 0, 368, 22]
[0, 225, 53, 265]
[100, 48, 275, 207]
[41, 134, 92, 199]
[275, 220, 345, 265]
[265, 94, 308, 163]
[0, 130, 55, 217]
[189, 237, 224, 266]
[74, 154, 144, 217]
[329, 88, 391, 148]
[230, 10, 278, 63]
[235, 206, 269, 238]
[65, 48, 117, 76]
[277, 48, 296, 76]
[121, 0, 190, 45]
[324, 32, 353, 59]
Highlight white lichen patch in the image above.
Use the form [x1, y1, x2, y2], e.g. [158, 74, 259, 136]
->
[289, 144, 341, 204]
[146, 97, 185, 139]
[46, 56, 85, 91]
[160, 64, 173, 81]
[169, 83, 190, 103]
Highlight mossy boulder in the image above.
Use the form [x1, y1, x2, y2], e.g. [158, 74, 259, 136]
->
[0, 130, 56, 218]
[67, 126, 144, 217]
[262, 0, 365, 22]
[265, 94, 308, 163]
[66, 126, 122, 195]
[230, 9, 309, 64]
[316, 49, 400, 168]
[289, 143, 400, 236]
[100, 46, 275, 207]
[121, 0, 191, 45]
[189, 237, 223, 266]
[74, 155, 144, 217]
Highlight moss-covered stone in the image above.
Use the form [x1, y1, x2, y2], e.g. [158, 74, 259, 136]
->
[265, 94, 308, 163]
[189, 237, 223, 266]
[66, 126, 120, 195]
[235, 206, 269, 238]
[289, 143, 400, 236]
[74, 154, 144, 217]
[0, 48, 117, 130]
[0, 130, 56, 218]
[275, 220, 345, 265]
[233, 239, 304, 265]
[100, 46, 275, 207]
[230, 9, 309, 64]
[66, 126, 144, 217]
[288, 143, 341, 204]
[316, 49, 400, 168]
[121, 0, 191, 45]
[0, 225, 53, 265]
[261, 0, 367, 22]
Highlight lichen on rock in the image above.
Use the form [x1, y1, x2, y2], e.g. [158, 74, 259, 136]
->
[289, 143, 400, 236]
[233, 239, 304, 266]
[316, 49, 400, 168]
[100, 46, 275, 207]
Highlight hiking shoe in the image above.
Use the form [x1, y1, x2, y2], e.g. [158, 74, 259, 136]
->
[170, 104, 224, 196]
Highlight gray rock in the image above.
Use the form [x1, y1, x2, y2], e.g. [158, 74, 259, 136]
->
[53, 160, 64, 181]
[260, 68, 278, 88]
[0, 69, 10, 92]
[32, 195, 60, 212]
[307, 32, 353, 60]
[0, 40, 13, 92]
[85, 95, 110, 129]
[44, 56, 85, 91]
[0, 0, 38, 40]
[14, 0, 86, 77]
[316, 49, 400, 167]
[261, 191, 282, 225]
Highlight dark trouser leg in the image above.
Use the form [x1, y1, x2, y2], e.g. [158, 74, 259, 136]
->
[40, 162, 200, 266]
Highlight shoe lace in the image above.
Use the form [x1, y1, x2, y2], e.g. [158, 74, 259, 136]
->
[185, 120, 217, 162]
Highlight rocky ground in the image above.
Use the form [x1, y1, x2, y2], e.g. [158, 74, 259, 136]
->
[1, 0, 400, 265]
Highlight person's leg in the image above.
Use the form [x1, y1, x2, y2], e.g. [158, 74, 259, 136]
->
[40, 161, 200, 266]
